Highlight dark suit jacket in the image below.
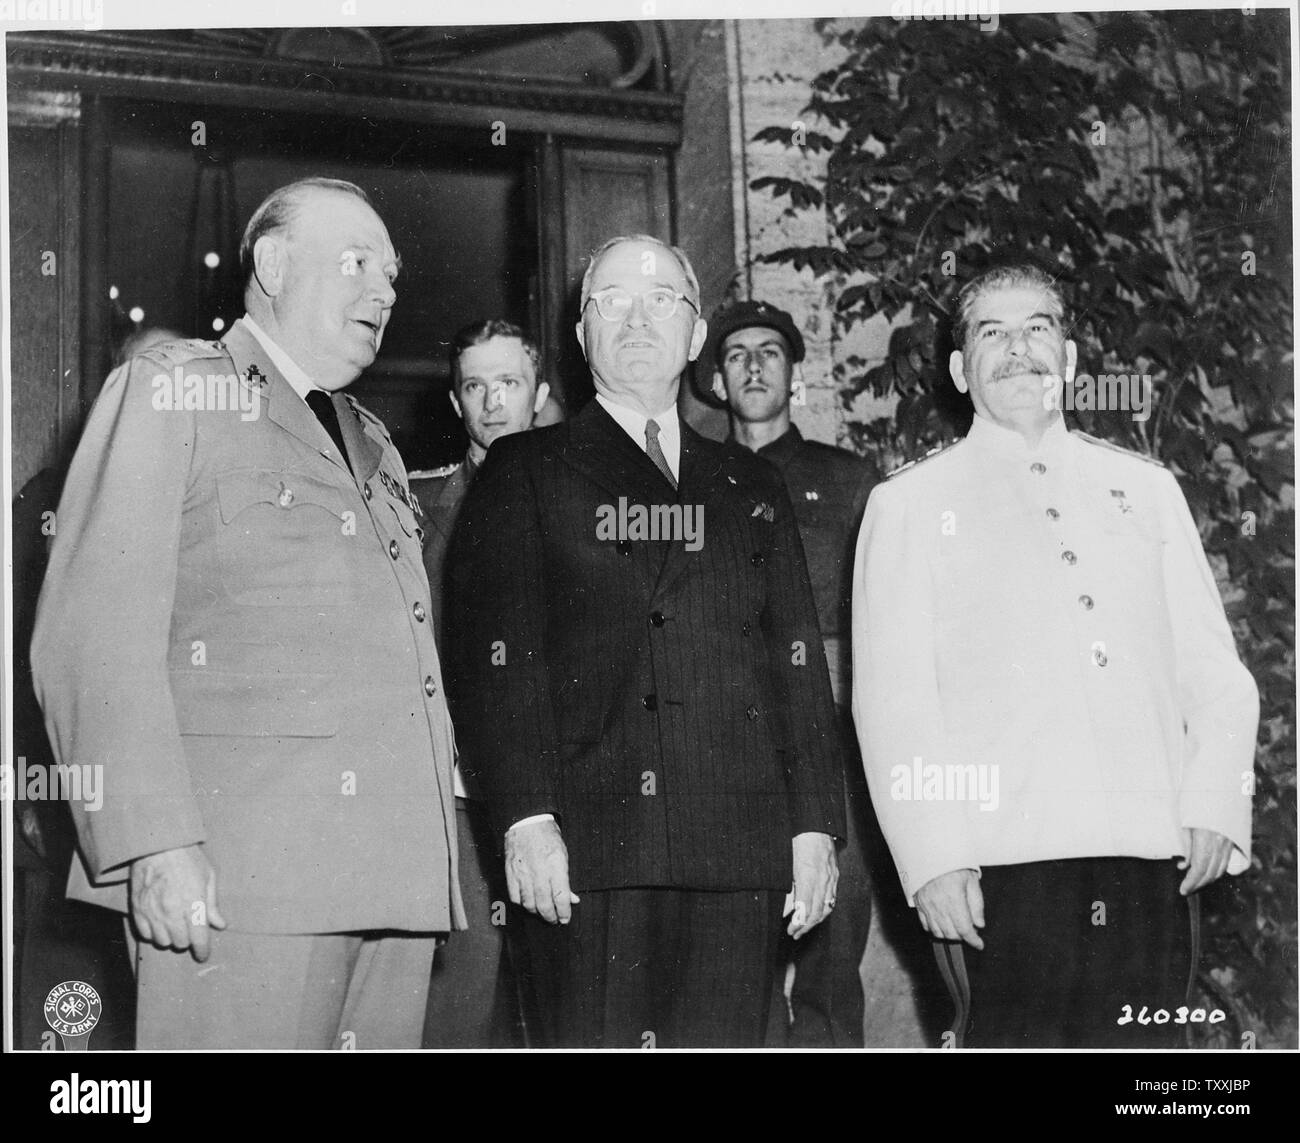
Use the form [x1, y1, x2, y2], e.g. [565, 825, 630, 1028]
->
[444, 397, 846, 893]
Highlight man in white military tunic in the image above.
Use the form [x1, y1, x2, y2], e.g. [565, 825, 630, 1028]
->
[852, 261, 1258, 1047]
[32, 178, 464, 1049]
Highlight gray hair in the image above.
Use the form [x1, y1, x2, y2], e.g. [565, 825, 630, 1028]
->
[952, 261, 1069, 352]
[579, 233, 701, 313]
[239, 177, 375, 289]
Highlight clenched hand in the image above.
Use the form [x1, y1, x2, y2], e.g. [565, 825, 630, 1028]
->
[129, 843, 226, 962]
[505, 819, 580, 924]
[915, 868, 985, 949]
[1178, 827, 1235, 895]
[789, 831, 838, 939]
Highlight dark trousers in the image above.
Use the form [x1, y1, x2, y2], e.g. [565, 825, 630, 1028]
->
[942, 856, 1195, 1049]
[423, 798, 526, 1048]
[767, 768, 872, 1047]
[521, 887, 784, 1048]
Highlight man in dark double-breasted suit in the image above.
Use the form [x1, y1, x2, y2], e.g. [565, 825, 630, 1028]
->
[444, 235, 846, 1048]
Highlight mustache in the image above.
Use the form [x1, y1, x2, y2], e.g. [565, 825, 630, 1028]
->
[993, 358, 1054, 379]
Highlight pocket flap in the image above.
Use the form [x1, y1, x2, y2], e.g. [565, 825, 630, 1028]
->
[217, 470, 347, 524]
[171, 670, 338, 737]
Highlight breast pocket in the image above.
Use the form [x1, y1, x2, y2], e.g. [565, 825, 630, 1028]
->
[216, 469, 356, 606]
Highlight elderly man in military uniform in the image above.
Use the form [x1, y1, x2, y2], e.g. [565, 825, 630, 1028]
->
[409, 318, 549, 1048]
[852, 260, 1258, 1048]
[707, 299, 877, 1047]
[32, 177, 464, 1049]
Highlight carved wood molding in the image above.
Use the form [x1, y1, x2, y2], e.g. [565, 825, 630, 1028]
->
[5, 28, 682, 145]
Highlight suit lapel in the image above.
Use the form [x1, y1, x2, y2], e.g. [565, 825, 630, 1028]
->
[335, 395, 384, 484]
[561, 398, 678, 506]
[652, 422, 736, 601]
[223, 321, 349, 476]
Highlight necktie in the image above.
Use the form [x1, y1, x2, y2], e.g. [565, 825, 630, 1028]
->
[306, 390, 353, 474]
[645, 418, 677, 491]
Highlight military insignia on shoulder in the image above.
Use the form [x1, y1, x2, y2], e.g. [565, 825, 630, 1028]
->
[886, 440, 955, 479]
[137, 337, 226, 367]
[1075, 431, 1165, 467]
[408, 462, 460, 480]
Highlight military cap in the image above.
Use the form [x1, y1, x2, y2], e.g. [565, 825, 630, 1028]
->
[704, 300, 806, 368]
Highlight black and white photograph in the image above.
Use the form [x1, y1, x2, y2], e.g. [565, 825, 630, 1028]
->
[1, 0, 1294, 1096]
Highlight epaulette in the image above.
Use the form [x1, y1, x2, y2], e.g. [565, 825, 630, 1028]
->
[137, 338, 228, 366]
[408, 462, 461, 481]
[886, 439, 957, 479]
[1074, 431, 1166, 467]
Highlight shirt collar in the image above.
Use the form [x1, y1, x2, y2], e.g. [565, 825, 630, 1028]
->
[240, 314, 317, 402]
[966, 412, 1069, 462]
[756, 422, 802, 463]
[595, 392, 680, 447]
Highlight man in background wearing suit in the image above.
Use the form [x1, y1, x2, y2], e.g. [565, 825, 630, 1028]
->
[708, 300, 878, 1047]
[410, 318, 549, 1047]
[445, 234, 846, 1048]
[32, 177, 464, 1049]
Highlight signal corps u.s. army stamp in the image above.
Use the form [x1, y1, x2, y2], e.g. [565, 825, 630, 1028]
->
[44, 981, 102, 1051]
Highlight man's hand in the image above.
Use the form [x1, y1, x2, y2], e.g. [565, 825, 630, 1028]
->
[789, 831, 837, 939]
[1178, 828, 1235, 895]
[129, 844, 226, 962]
[505, 819, 579, 925]
[915, 868, 985, 949]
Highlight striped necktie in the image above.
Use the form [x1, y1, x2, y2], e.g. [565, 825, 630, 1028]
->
[645, 418, 677, 491]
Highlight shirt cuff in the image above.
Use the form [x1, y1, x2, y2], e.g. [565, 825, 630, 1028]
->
[507, 813, 556, 834]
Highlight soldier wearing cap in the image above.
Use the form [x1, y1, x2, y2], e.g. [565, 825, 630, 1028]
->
[707, 298, 878, 1048]
[852, 260, 1258, 1047]
[409, 317, 550, 1047]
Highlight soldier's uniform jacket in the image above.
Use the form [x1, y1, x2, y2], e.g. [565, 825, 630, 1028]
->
[409, 456, 477, 645]
[31, 317, 465, 934]
[756, 425, 878, 705]
[851, 414, 1258, 901]
[410, 456, 478, 800]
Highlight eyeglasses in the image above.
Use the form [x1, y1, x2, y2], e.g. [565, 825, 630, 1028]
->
[585, 287, 700, 323]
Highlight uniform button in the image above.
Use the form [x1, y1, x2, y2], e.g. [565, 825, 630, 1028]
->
[389, 539, 400, 559]
[751, 553, 765, 567]
[1092, 648, 1108, 667]
[277, 486, 294, 508]
[1061, 550, 1077, 565]
[746, 704, 760, 721]
[424, 676, 437, 696]
[741, 622, 752, 636]
[1046, 508, 1060, 520]
[1078, 594, 1094, 610]
[413, 602, 427, 622]
[1031, 462, 1047, 474]
[363, 483, 373, 500]
[649, 611, 666, 628]
[642, 693, 658, 711]
[618, 541, 633, 556]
